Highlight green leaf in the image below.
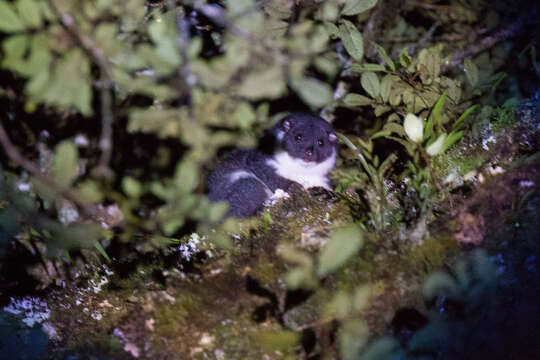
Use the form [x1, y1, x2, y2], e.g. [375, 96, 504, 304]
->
[464, 58, 479, 87]
[256, 330, 301, 352]
[490, 72, 507, 93]
[341, 0, 378, 16]
[292, 77, 333, 108]
[423, 271, 459, 301]
[352, 285, 371, 311]
[350, 63, 386, 73]
[399, 46, 411, 67]
[380, 122, 406, 137]
[360, 72, 380, 99]
[174, 159, 199, 194]
[339, 19, 364, 61]
[418, 47, 441, 85]
[13, 33, 52, 77]
[208, 202, 228, 222]
[77, 180, 104, 203]
[122, 176, 143, 198]
[94, 240, 111, 262]
[343, 93, 374, 107]
[442, 130, 464, 152]
[374, 104, 390, 116]
[325, 291, 352, 319]
[339, 319, 368, 360]
[264, 0, 294, 19]
[385, 135, 416, 155]
[0, 1, 25, 32]
[233, 102, 256, 129]
[425, 91, 446, 140]
[236, 66, 286, 99]
[370, 130, 391, 140]
[1, 33, 29, 70]
[380, 74, 392, 102]
[39, 49, 92, 115]
[453, 104, 478, 129]
[284, 267, 311, 289]
[324, 21, 340, 37]
[53, 140, 79, 187]
[372, 42, 395, 71]
[314, 55, 340, 78]
[317, 225, 363, 276]
[279, 244, 312, 267]
[16, 0, 42, 28]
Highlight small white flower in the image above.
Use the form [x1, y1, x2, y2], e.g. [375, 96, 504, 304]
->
[426, 133, 447, 156]
[404, 113, 424, 143]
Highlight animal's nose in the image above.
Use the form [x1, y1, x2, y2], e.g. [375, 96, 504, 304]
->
[305, 146, 313, 157]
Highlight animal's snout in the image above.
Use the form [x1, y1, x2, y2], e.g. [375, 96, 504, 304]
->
[304, 146, 314, 161]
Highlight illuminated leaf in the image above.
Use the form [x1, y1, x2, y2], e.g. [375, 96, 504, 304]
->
[361, 72, 380, 99]
[342, 0, 378, 16]
[442, 130, 464, 152]
[174, 159, 199, 194]
[339, 19, 364, 61]
[343, 93, 374, 106]
[77, 180, 104, 203]
[292, 77, 333, 108]
[16, 0, 41, 28]
[339, 319, 368, 360]
[317, 225, 363, 276]
[256, 330, 300, 352]
[425, 91, 446, 140]
[236, 66, 286, 99]
[53, 140, 79, 187]
[122, 177, 143, 198]
[350, 63, 386, 73]
[418, 47, 441, 85]
[232, 102, 256, 129]
[0, 1, 25, 32]
[380, 74, 392, 102]
[372, 42, 395, 71]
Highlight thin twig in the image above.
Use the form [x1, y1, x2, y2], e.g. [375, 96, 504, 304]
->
[443, 13, 537, 71]
[409, 21, 440, 56]
[47, 0, 115, 177]
[0, 121, 97, 218]
[406, 1, 451, 11]
[193, 2, 288, 63]
[95, 75, 114, 177]
[363, 1, 385, 60]
[169, 0, 194, 117]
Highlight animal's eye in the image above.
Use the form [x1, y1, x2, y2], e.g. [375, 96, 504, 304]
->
[318, 139, 324, 146]
[295, 134, 302, 141]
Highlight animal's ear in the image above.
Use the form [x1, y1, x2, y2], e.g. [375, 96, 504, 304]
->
[328, 132, 337, 142]
[282, 118, 291, 132]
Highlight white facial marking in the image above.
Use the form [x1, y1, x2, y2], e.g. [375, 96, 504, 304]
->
[266, 150, 336, 190]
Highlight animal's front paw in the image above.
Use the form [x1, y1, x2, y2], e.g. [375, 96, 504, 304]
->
[264, 188, 290, 207]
